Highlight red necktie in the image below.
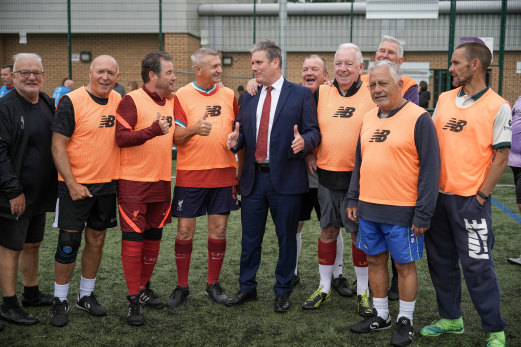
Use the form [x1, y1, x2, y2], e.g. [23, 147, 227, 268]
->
[255, 86, 273, 162]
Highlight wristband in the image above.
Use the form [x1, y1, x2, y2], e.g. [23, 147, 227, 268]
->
[477, 191, 489, 200]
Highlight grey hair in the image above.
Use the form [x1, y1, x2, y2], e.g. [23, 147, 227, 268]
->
[379, 35, 404, 58]
[304, 54, 328, 73]
[12, 53, 43, 71]
[335, 43, 363, 65]
[369, 60, 402, 83]
[191, 48, 219, 68]
[250, 39, 282, 67]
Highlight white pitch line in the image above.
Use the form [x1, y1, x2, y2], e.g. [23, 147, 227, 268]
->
[496, 184, 514, 187]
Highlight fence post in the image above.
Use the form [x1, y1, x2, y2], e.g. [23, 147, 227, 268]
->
[447, 0, 457, 91]
[68, 0, 72, 79]
[159, 0, 163, 51]
[498, 0, 507, 96]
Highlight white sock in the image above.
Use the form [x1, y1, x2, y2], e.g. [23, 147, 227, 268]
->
[398, 300, 416, 325]
[318, 264, 333, 293]
[373, 297, 389, 320]
[79, 276, 96, 299]
[295, 231, 302, 275]
[332, 232, 344, 278]
[354, 266, 369, 295]
[54, 282, 70, 302]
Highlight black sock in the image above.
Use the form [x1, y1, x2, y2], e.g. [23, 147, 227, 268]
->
[24, 285, 40, 300]
[2, 295, 19, 309]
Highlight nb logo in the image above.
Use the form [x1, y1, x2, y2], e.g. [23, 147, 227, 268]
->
[99, 115, 116, 128]
[443, 118, 467, 132]
[333, 106, 355, 118]
[159, 114, 173, 127]
[206, 105, 222, 117]
[465, 218, 489, 259]
[369, 129, 391, 143]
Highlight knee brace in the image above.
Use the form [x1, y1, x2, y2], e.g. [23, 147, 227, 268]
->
[55, 229, 82, 264]
[144, 228, 163, 241]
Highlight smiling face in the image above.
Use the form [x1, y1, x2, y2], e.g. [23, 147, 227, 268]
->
[195, 54, 222, 89]
[376, 40, 404, 66]
[88, 55, 119, 98]
[334, 48, 364, 93]
[154, 58, 176, 97]
[13, 57, 44, 103]
[449, 47, 473, 88]
[301, 57, 328, 92]
[251, 50, 281, 86]
[368, 65, 403, 113]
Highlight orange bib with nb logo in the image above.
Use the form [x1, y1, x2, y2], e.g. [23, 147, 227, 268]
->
[316, 84, 375, 172]
[59, 87, 121, 183]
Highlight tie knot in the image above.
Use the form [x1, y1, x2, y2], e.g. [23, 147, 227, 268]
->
[266, 86, 273, 94]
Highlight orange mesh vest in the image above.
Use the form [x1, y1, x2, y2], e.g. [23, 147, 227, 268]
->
[59, 87, 121, 183]
[316, 84, 375, 171]
[361, 74, 417, 97]
[118, 88, 174, 182]
[359, 102, 424, 206]
[435, 87, 507, 196]
[175, 85, 237, 170]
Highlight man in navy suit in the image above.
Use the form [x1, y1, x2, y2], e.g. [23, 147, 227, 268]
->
[225, 39, 320, 312]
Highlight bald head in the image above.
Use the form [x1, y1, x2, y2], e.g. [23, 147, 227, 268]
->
[88, 55, 120, 98]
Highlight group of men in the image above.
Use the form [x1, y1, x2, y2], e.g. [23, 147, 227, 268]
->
[0, 36, 510, 347]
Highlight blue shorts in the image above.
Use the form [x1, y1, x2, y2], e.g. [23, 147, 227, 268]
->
[172, 186, 239, 218]
[357, 216, 423, 263]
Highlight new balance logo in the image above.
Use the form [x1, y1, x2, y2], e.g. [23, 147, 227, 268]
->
[333, 106, 355, 118]
[369, 129, 391, 143]
[99, 115, 116, 128]
[206, 105, 222, 117]
[443, 118, 467, 132]
[465, 218, 489, 259]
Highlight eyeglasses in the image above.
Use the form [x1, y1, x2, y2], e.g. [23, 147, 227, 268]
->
[13, 70, 45, 79]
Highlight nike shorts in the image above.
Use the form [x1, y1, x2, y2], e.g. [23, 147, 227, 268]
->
[357, 216, 424, 263]
[0, 213, 46, 251]
[54, 193, 117, 231]
[119, 201, 171, 233]
[317, 183, 358, 233]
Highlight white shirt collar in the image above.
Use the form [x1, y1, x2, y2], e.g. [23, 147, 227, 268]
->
[263, 75, 284, 93]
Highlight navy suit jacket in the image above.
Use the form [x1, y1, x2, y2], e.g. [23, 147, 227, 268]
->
[233, 78, 320, 196]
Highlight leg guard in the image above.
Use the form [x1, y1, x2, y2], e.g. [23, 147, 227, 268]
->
[55, 229, 82, 264]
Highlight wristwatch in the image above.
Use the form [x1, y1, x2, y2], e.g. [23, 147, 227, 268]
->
[477, 191, 489, 200]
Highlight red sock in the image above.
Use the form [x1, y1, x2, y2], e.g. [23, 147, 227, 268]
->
[121, 240, 142, 296]
[140, 239, 161, 288]
[208, 238, 226, 284]
[352, 243, 368, 267]
[175, 238, 193, 287]
[318, 238, 336, 265]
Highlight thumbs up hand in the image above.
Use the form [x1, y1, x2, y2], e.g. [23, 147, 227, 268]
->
[155, 112, 170, 135]
[291, 124, 304, 154]
[196, 111, 212, 136]
[227, 122, 240, 149]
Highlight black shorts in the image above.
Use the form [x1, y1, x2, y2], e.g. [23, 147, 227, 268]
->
[0, 213, 46, 251]
[300, 188, 321, 222]
[172, 186, 239, 218]
[54, 193, 117, 231]
[511, 166, 521, 203]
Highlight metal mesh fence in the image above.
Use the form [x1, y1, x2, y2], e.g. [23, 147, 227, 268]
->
[0, 0, 519, 105]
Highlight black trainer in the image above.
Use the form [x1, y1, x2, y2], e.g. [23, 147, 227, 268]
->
[127, 294, 144, 326]
[76, 293, 107, 316]
[331, 275, 355, 297]
[350, 313, 392, 333]
[166, 285, 189, 308]
[388, 275, 399, 301]
[205, 282, 228, 304]
[291, 272, 300, 287]
[21, 292, 53, 307]
[139, 282, 164, 308]
[0, 304, 38, 325]
[391, 317, 414, 346]
[50, 298, 70, 327]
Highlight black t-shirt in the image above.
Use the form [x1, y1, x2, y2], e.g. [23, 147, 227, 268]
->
[51, 90, 116, 197]
[20, 99, 56, 214]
